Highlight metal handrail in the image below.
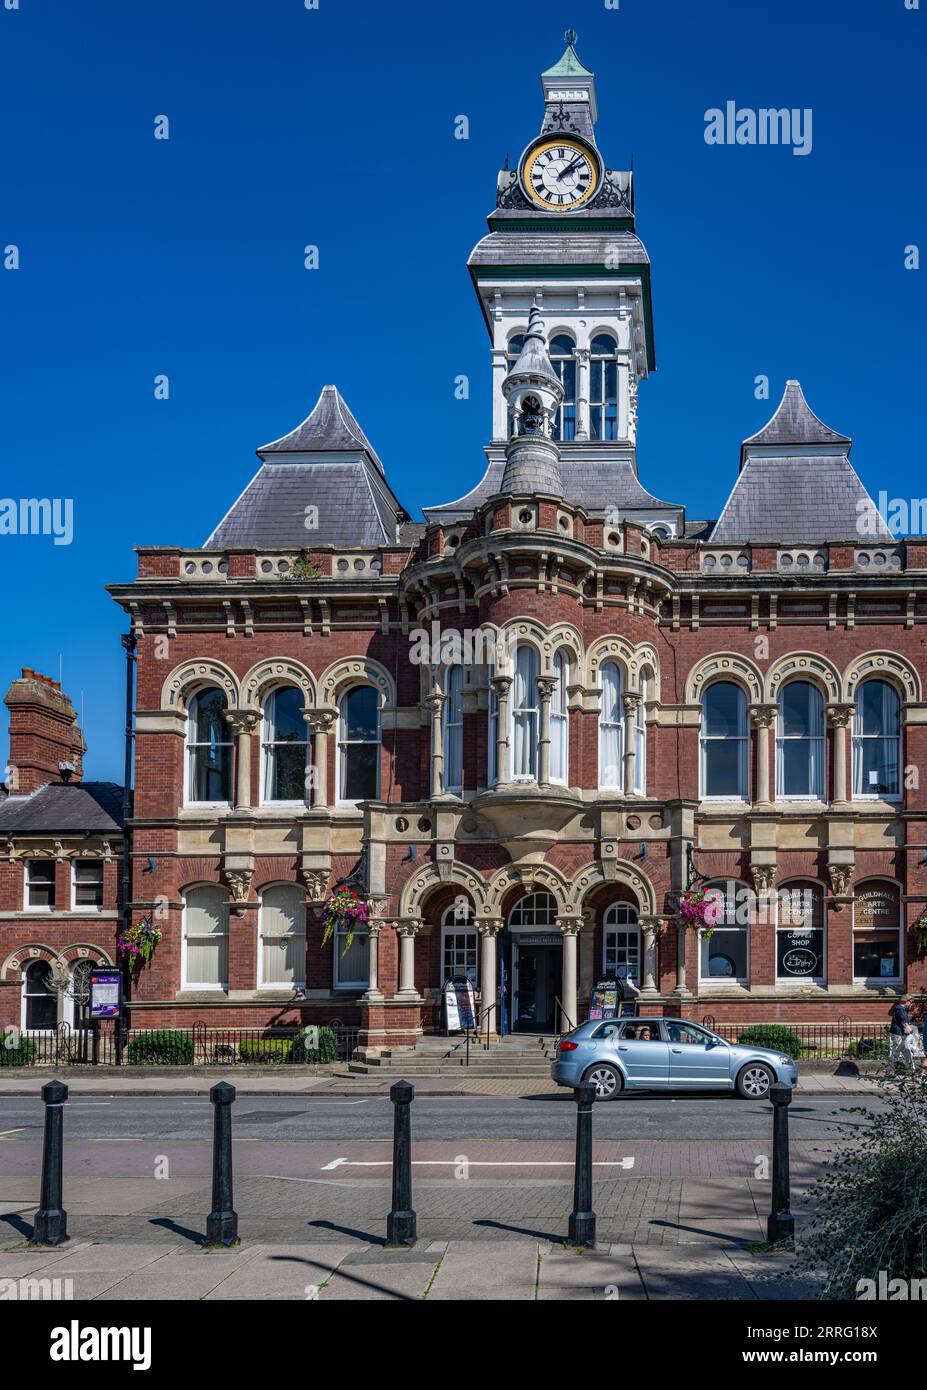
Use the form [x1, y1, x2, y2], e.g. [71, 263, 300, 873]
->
[480, 1001, 497, 1051]
[554, 996, 576, 1037]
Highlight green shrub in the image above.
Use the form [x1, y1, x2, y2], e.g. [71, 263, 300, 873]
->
[237, 1038, 292, 1065]
[792, 1073, 927, 1297]
[300, 1027, 337, 1064]
[0, 1036, 37, 1067]
[127, 1029, 194, 1065]
[850, 1035, 890, 1060]
[736, 1024, 803, 1058]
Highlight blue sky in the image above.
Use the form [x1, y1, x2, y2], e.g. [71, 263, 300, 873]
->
[1, 0, 924, 781]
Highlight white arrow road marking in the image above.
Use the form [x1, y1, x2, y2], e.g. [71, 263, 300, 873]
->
[320, 1157, 635, 1171]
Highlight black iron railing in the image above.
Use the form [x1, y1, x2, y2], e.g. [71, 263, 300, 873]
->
[1, 1022, 359, 1068]
[702, 1018, 891, 1060]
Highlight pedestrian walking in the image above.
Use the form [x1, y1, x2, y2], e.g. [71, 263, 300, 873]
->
[889, 997, 916, 1072]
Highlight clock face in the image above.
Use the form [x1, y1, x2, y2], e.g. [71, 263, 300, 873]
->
[521, 139, 599, 210]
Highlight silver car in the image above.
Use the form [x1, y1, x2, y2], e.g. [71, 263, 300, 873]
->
[551, 1016, 798, 1099]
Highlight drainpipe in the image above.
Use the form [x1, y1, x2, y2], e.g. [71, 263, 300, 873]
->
[118, 631, 136, 1064]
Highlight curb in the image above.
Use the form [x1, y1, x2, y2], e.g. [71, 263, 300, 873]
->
[0, 1081, 882, 1099]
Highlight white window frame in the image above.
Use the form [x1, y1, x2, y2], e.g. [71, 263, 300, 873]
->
[21, 960, 58, 1033]
[633, 675, 648, 795]
[442, 666, 464, 796]
[24, 858, 56, 912]
[260, 687, 310, 808]
[257, 884, 307, 989]
[776, 680, 826, 802]
[333, 924, 369, 990]
[602, 902, 641, 985]
[699, 681, 749, 803]
[511, 644, 539, 783]
[71, 860, 104, 913]
[184, 686, 234, 809]
[698, 880, 750, 985]
[551, 650, 569, 786]
[441, 903, 478, 986]
[181, 885, 230, 991]
[852, 679, 902, 803]
[487, 666, 498, 787]
[598, 660, 625, 792]
[549, 333, 577, 442]
[336, 685, 382, 808]
[589, 332, 619, 441]
[852, 880, 903, 985]
[774, 880, 826, 985]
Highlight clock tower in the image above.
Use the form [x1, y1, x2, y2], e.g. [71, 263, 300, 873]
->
[454, 31, 680, 536]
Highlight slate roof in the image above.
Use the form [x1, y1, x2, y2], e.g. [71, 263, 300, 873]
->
[205, 387, 410, 550]
[0, 782, 124, 834]
[542, 37, 594, 79]
[425, 456, 680, 520]
[469, 232, 649, 270]
[741, 380, 850, 455]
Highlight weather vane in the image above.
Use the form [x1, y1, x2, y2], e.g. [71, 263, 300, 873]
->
[565, 28, 578, 46]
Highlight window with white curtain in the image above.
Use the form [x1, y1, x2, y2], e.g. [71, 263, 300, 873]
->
[853, 680, 901, 799]
[551, 651, 568, 785]
[337, 686, 381, 804]
[261, 687, 309, 804]
[259, 884, 306, 988]
[186, 687, 234, 804]
[183, 885, 229, 989]
[549, 334, 576, 441]
[700, 681, 748, 800]
[777, 681, 825, 799]
[441, 902, 477, 985]
[334, 922, 369, 989]
[443, 666, 464, 794]
[589, 333, 618, 440]
[633, 675, 648, 794]
[598, 661, 624, 790]
[603, 902, 640, 983]
[487, 665, 498, 786]
[512, 645, 539, 781]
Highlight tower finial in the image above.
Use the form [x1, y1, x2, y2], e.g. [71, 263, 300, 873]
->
[565, 27, 577, 46]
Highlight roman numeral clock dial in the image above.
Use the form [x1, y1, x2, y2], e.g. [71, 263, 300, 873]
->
[520, 138, 600, 211]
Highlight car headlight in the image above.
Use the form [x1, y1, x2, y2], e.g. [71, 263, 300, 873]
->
[777, 1055, 793, 1066]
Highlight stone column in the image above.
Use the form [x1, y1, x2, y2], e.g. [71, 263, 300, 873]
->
[425, 691, 445, 798]
[492, 675, 512, 786]
[622, 691, 641, 795]
[749, 703, 777, 807]
[492, 347, 508, 440]
[363, 901, 389, 1000]
[558, 920, 580, 1032]
[395, 920, 422, 1000]
[224, 711, 260, 810]
[675, 922, 691, 996]
[638, 915, 662, 998]
[476, 917, 502, 1034]
[826, 703, 856, 806]
[536, 676, 557, 787]
[575, 347, 590, 440]
[304, 710, 335, 809]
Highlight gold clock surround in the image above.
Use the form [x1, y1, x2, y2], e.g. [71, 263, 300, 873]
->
[519, 136, 602, 212]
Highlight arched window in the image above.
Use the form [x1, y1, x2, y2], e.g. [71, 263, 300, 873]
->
[509, 892, 558, 928]
[441, 901, 477, 985]
[512, 645, 539, 781]
[853, 880, 902, 982]
[442, 666, 464, 795]
[853, 680, 901, 799]
[589, 333, 618, 440]
[698, 880, 749, 983]
[182, 885, 229, 989]
[700, 681, 748, 800]
[186, 687, 233, 804]
[777, 681, 825, 799]
[259, 884, 306, 988]
[776, 880, 825, 983]
[261, 687, 310, 804]
[337, 686, 381, 804]
[22, 961, 56, 1031]
[549, 334, 576, 441]
[506, 334, 525, 437]
[487, 664, 498, 786]
[598, 661, 624, 790]
[551, 651, 569, 785]
[603, 902, 640, 985]
[634, 675, 648, 795]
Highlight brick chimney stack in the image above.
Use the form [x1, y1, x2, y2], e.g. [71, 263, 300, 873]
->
[3, 668, 86, 795]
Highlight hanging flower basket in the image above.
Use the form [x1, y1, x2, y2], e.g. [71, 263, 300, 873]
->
[914, 913, 927, 958]
[321, 889, 369, 954]
[117, 918, 163, 973]
[678, 888, 723, 941]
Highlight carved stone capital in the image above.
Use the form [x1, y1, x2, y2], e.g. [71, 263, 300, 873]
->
[748, 703, 778, 729]
[475, 917, 504, 937]
[491, 675, 513, 696]
[556, 916, 582, 937]
[303, 708, 336, 735]
[536, 676, 558, 702]
[224, 710, 260, 736]
[826, 702, 856, 729]
[396, 918, 423, 938]
[827, 863, 854, 898]
[223, 868, 253, 904]
[750, 863, 777, 897]
[302, 870, 329, 903]
[367, 896, 391, 921]
[621, 691, 642, 714]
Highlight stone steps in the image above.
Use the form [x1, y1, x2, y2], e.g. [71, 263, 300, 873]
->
[349, 1037, 558, 1075]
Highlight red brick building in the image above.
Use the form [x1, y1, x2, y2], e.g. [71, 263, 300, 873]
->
[0, 669, 124, 1038]
[101, 36, 925, 1054]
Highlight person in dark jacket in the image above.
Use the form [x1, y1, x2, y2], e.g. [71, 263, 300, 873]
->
[889, 998, 915, 1070]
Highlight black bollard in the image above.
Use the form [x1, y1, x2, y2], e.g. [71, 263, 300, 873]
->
[568, 1081, 596, 1248]
[206, 1081, 239, 1246]
[32, 1080, 69, 1246]
[386, 1080, 417, 1247]
[767, 1083, 795, 1244]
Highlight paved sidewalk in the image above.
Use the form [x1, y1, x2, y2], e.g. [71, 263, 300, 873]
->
[0, 1234, 818, 1300]
[0, 1071, 885, 1098]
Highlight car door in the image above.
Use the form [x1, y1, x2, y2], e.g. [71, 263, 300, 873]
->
[665, 1021, 733, 1088]
[614, 1020, 670, 1087]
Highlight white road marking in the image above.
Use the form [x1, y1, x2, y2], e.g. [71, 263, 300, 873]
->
[320, 1157, 635, 1171]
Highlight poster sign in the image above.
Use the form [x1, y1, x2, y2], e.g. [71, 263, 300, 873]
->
[90, 970, 121, 1019]
[443, 976, 476, 1032]
[777, 929, 824, 978]
[588, 979, 620, 1021]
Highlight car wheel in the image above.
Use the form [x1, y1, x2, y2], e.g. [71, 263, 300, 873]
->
[736, 1063, 775, 1099]
[583, 1064, 623, 1101]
